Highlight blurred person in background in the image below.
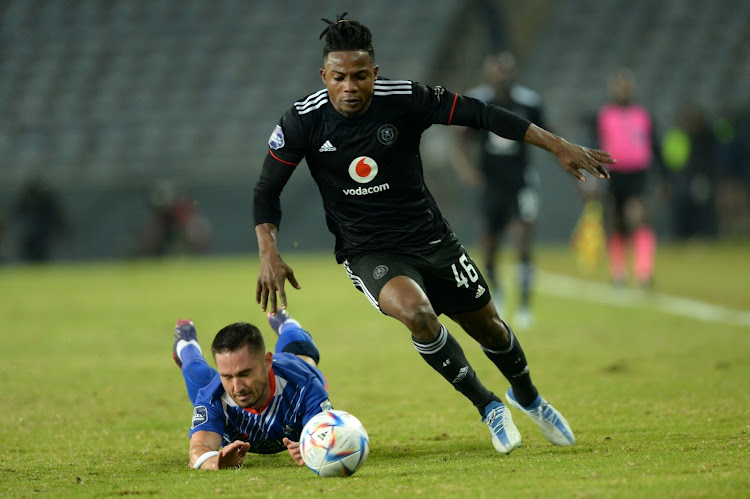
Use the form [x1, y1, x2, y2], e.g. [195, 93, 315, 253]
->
[452, 51, 544, 328]
[12, 176, 68, 263]
[596, 68, 663, 288]
[660, 105, 719, 240]
[570, 182, 607, 276]
[714, 107, 750, 238]
[137, 179, 213, 257]
[0, 213, 7, 263]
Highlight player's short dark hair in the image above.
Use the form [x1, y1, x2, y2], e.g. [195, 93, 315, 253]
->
[319, 12, 375, 60]
[211, 322, 265, 358]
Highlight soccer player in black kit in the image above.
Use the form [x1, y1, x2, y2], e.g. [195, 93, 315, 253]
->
[453, 51, 544, 328]
[254, 14, 614, 455]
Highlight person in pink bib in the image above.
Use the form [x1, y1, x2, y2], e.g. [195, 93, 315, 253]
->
[596, 68, 662, 288]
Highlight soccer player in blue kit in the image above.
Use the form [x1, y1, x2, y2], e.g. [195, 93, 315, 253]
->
[254, 14, 615, 455]
[172, 310, 330, 470]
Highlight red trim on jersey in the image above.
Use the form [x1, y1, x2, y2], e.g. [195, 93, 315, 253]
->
[243, 366, 276, 414]
[447, 93, 459, 125]
[269, 150, 298, 166]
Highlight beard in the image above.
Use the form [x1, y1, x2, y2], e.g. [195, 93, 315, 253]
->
[233, 378, 268, 409]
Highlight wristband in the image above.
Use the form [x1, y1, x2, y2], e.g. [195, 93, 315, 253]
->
[192, 450, 220, 469]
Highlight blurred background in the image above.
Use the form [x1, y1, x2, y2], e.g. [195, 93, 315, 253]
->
[1, 0, 749, 263]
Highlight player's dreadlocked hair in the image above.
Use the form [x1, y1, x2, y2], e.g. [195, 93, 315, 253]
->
[319, 12, 375, 60]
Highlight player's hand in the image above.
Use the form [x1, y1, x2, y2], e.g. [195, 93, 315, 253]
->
[283, 437, 305, 466]
[554, 140, 615, 182]
[256, 253, 301, 314]
[217, 440, 250, 469]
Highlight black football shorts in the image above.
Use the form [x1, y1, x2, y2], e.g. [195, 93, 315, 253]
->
[608, 169, 648, 208]
[342, 233, 492, 316]
[481, 184, 540, 231]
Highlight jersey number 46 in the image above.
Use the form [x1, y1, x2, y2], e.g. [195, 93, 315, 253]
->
[452, 254, 479, 288]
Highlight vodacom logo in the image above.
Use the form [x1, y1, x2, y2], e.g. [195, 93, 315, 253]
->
[348, 156, 378, 183]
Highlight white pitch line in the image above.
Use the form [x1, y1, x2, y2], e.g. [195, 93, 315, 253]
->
[537, 270, 750, 328]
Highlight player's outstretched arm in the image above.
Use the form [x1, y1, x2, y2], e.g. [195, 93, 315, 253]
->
[188, 431, 223, 470]
[283, 437, 305, 466]
[523, 124, 615, 181]
[189, 432, 250, 470]
[255, 223, 301, 314]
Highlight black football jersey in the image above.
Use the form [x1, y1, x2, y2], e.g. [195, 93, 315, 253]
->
[263, 79, 530, 262]
[465, 83, 544, 186]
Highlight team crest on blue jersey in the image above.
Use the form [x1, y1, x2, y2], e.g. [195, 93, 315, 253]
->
[269, 125, 285, 150]
[377, 124, 398, 145]
[191, 406, 208, 429]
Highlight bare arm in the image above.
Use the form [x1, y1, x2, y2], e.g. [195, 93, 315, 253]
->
[523, 124, 615, 181]
[188, 431, 223, 470]
[255, 223, 300, 314]
[189, 431, 250, 470]
[447, 94, 614, 180]
[253, 150, 300, 314]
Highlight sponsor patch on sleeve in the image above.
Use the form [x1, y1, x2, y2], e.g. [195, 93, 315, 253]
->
[191, 406, 208, 429]
[268, 125, 285, 150]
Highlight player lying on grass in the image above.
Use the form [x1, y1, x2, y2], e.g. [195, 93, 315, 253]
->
[172, 310, 331, 470]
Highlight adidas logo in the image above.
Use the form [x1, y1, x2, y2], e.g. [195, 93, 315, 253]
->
[475, 285, 486, 299]
[452, 366, 469, 384]
[319, 140, 337, 152]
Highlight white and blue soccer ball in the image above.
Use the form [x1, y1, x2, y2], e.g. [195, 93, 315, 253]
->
[299, 409, 369, 477]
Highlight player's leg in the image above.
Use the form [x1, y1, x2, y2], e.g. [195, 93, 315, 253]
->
[624, 171, 656, 287]
[267, 309, 320, 368]
[511, 183, 539, 328]
[449, 304, 575, 446]
[343, 253, 519, 452]
[449, 302, 537, 406]
[607, 175, 628, 285]
[430, 239, 573, 447]
[481, 189, 505, 313]
[375, 275, 498, 412]
[422, 237, 527, 399]
[173, 319, 217, 404]
[415, 239, 527, 453]
[512, 218, 534, 328]
[380, 275, 521, 454]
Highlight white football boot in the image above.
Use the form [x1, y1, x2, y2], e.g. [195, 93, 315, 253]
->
[482, 400, 522, 454]
[505, 388, 575, 446]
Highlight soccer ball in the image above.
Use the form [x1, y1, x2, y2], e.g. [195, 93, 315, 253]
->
[299, 409, 369, 477]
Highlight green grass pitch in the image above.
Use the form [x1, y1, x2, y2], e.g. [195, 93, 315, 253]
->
[0, 242, 748, 497]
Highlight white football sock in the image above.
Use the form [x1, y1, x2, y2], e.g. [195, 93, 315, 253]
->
[175, 339, 202, 361]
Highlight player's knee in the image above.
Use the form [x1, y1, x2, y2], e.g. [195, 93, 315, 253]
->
[401, 303, 439, 341]
[475, 316, 512, 351]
